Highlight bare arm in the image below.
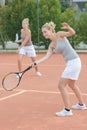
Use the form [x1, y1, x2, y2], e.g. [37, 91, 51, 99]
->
[57, 22, 75, 38]
[15, 29, 23, 43]
[15, 39, 22, 43]
[35, 43, 53, 64]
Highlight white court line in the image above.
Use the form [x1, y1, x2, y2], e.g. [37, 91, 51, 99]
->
[0, 63, 87, 68]
[17, 89, 87, 96]
[0, 63, 64, 67]
[0, 89, 87, 102]
[0, 90, 26, 101]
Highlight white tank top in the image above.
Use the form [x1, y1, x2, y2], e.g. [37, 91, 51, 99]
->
[21, 33, 32, 46]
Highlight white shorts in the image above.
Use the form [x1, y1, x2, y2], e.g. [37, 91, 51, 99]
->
[61, 58, 81, 80]
[19, 45, 36, 57]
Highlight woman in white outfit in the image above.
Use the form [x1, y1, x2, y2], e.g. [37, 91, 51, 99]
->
[32, 22, 87, 116]
[15, 18, 41, 76]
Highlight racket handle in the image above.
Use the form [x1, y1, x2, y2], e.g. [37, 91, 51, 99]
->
[31, 62, 37, 67]
[34, 62, 37, 65]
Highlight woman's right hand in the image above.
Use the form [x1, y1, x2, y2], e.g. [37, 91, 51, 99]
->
[61, 22, 70, 29]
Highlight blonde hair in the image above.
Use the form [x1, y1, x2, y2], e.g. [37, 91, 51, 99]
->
[22, 18, 29, 26]
[42, 21, 56, 33]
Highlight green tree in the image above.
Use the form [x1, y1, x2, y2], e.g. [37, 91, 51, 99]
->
[37, 0, 61, 48]
[2, 0, 61, 47]
[1, 0, 87, 50]
[1, 0, 36, 41]
[60, 1, 70, 12]
[61, 8, 79, 48]
[76, 12, 87, 44]
[0, 0, 61, 49]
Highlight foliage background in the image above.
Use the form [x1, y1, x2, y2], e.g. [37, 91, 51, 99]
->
[0, 0, 87, 49]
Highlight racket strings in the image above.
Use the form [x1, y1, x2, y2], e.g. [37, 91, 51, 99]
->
[2, 73, 20, 91]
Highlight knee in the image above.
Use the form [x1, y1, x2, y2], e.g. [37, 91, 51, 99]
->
[68, 81, 75, 89]
[17, 55, 22, 62]
[71, 85, 77, 91]
[17, 58, 21, 62]
[58, 83, 64, 91]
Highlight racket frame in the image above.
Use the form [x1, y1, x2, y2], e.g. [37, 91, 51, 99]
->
[2, 63, 36, 91]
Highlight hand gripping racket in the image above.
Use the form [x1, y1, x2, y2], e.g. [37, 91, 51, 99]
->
[2, 63, 36, 91]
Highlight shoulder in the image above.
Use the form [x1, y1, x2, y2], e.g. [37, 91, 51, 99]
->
[56, 31, 65, 36]
[56, 31, 65, 39]
[22, 29, 30, 36]
[45, 43, 53, 55]
[21, 29, 23, 33]
[48, 43, 55, 51]
[25, 29, 31, 34]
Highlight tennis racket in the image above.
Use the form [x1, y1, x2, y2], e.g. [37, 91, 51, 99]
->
[2, 63, 36, 91]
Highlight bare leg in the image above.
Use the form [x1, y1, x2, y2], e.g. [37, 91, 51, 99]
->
[31, 57, 39, 72]
[17, 54, 23, 72]
[68, 80, 83, 104]
[58, 78, 70, 109]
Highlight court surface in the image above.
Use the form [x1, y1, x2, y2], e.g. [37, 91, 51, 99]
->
[0, 52, 87, 130]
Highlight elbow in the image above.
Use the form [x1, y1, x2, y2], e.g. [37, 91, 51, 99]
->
[71, 30, 75, 36]
[73, 30, 76, 35]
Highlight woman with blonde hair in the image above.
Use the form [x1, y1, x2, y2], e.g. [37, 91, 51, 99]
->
[32, 21, 87, 116]
[15, 18, 41, 76]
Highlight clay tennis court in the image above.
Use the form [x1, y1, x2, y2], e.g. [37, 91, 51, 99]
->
[0, 52, 87, 130]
